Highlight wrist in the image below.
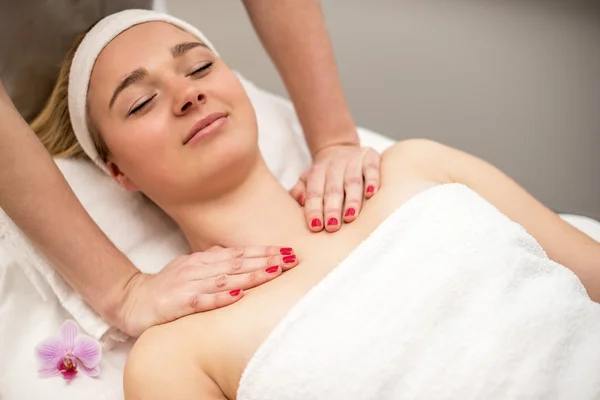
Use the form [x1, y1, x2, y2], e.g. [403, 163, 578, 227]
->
[101, 267, 144, 333]
[310, 130, 360, 158]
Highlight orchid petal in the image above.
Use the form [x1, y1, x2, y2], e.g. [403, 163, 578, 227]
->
[38, 365, 61, 378]
[61, 320, 78, 352]
[35, 337, 65, 368]
[79, 364, 101, 378]
[73, 336, 101, 368]
[35, 320, 101, 381]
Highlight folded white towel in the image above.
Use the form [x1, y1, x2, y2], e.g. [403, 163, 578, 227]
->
[238, 184, 600, 400]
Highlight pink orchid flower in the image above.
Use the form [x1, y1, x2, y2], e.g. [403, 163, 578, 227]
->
[35, 320, 101, 381]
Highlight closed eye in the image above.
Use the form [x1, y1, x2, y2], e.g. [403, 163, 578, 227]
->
[190, 62, 213, 76]
[126, 63, 212, 116]
[128, 95, 155, 116]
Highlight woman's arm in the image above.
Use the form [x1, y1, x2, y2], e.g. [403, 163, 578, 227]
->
[242, 0, 382, 231]
[442, 142, 600, 300]
[388, 139, 600, 301]
[124, 325, 226, 400]
[241, 0, 358, 155]
[0, 80, 137, 324]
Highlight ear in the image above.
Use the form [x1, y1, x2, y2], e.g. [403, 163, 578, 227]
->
[106, 160, 140, 191]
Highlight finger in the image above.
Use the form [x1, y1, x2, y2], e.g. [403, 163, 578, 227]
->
[279, 254, 299, 271]
[200, 254, 299, 278]
[362, 148, 381, 199]
[179, 288, 245, 315]
[289, 180, 307, 206]
[199, 265, 285, 294]
[323, 162, 345, 232]
[189, 245, 294, 264]
[343, 153, 364, 223]
[304, 164, 326, 232]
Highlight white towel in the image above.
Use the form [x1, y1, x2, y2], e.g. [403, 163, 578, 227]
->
[238, 184, 600, 400]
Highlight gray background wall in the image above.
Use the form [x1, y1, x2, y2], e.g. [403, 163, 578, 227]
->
[166, 0, 599, 219]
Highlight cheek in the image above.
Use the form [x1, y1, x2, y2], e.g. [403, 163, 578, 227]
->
[102, 118, 172, 174]
[217, 69, 252, 108]
[88, 92, 168, 172]
[222, 76, 258, 132]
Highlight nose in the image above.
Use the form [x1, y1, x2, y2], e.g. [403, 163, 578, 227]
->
[173, 80, 206, 116]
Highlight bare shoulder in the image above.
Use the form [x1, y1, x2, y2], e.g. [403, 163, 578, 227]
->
[123, 320, 226, 400]
[379, 138, 454, 187]
[355, 139, 455, 218]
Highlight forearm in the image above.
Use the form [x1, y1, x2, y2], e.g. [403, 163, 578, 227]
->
[0, 89, 137, 325]
[242, 0, 359, 156]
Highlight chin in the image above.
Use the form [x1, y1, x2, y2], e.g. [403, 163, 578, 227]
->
[216, 142, 259, 173]
[185, 137, 259, 195]
[211, 124, 257, 160]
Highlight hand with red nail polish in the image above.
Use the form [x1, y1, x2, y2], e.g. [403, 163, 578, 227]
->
[117, 245, 298, 337]
[288, 144, 381, 233]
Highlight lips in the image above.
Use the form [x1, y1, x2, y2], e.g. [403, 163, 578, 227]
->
[184, 112, 228, 145]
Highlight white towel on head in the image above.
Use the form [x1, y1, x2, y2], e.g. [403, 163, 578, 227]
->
[238, 184, 600, 399]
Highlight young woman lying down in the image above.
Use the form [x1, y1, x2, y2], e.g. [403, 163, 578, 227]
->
[34, 10, 600, 400]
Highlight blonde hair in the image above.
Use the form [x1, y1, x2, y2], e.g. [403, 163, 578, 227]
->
[30, 29, 109, 163]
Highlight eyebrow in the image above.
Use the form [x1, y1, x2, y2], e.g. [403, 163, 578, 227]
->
[109, 68, 148, 109]
[108, 41, 208, 109]
[170, 41, 208, 58]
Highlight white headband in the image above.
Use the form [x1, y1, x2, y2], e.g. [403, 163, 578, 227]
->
[68, 9, 219, 173]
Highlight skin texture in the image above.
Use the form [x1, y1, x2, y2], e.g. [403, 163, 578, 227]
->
[79, 22, 600, 400]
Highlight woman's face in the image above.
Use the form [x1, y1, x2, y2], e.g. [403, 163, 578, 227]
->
[87, 22, 259, 206]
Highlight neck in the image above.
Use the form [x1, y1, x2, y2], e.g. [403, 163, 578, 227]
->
[169, 160, 311, 252]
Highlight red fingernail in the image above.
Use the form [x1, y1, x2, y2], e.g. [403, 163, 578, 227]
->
[345, 208, 356, 217]
[265, 266, 279, 274]
[311, 218, 322, 228]
[283, 255, 297, 264]
[229, 289, 241, 297]
[327, 217, 338, 226]
[280, 247, 293, 255]
[366, 185, 375, 194]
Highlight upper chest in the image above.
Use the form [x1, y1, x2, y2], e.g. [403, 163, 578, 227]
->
[199, 180, 439, 398]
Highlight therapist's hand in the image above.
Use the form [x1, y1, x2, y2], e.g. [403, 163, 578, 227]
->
[116, 245, 298, 337]
[290, 144, 381, 233]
